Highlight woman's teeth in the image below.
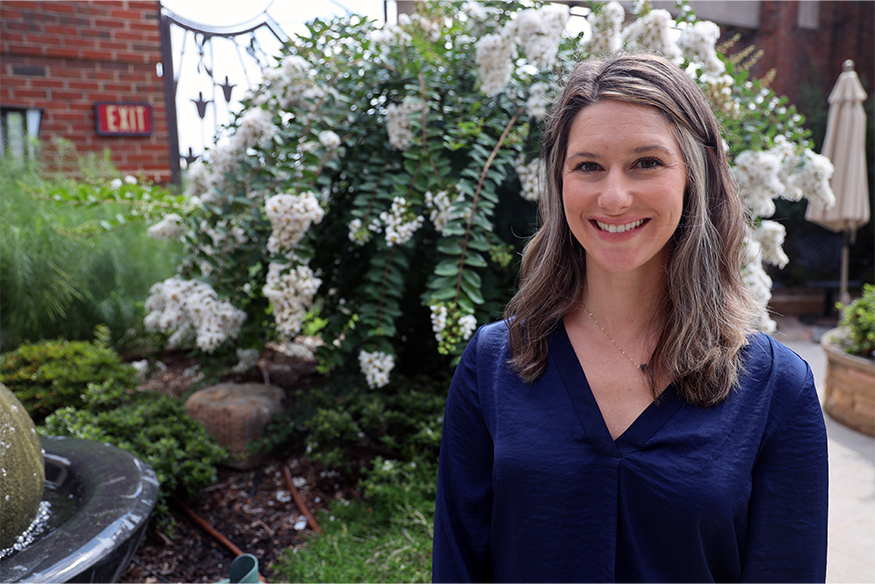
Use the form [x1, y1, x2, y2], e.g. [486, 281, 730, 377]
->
[595, 219, 645, 233]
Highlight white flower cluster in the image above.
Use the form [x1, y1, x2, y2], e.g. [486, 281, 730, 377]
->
[318, 130, 341, 151]
[622, 9, 682, 62]
[507, 4, 569, 70]
[263, 262, 322, 339]
[384, 97, 421, 150]
[205, 219, 247, 254]
[282, 55, 310, 78]
[461, 0, 490, 22]
[184, 109, 276, 203]
[732, 149, 785, 218]
[265, 192, 325, 254]
[698, 71, 737, 115]
[474, 3, 569, 96]
[144, 277, 246, 352]
[475, 33, 516, 97]
[430, 305, 478, 344]
[347, 217, 383, 245]
[429, 304, 449, 342]
[741, 236, 776, 334]
[147, 213, 185, 240]
[515, 156, 545, 202]
[733, 143, 835, 219]
[358, 350, 395, 389]
[185, 160, 211, 199]
[793, 150, 836, 209]
[425, 189, 465, 235]
[584, 0, 624, 55]
[676, 20, 724, 75]
[379, 197, 424, 247]
[754, 220, 790, 268]
[399, 12, 442, 43]
[526, 82, 551, 121]
[459, 314, 478, 340]
[770, 137, 804, 202]
[111, 175, 138, 189]
[369, 22, 412, 48]
[276, 55, 315, 108]
[234, 107, 276, 151]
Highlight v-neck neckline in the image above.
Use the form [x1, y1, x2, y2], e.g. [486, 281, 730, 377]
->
[551, 322, 684, 458]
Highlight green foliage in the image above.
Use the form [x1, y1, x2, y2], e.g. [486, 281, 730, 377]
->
[298, 372, 448, 469]
[265, 371, 442, 582]
[0, 330, 137, 422]
[40, 390, 227, 521]
[838, 284, 875, 358]
[0, 156, 181, 351]
[36, 1, 828, 387]
[273, 499, 433, 583]
[2, 332, 226, 522]
[358, 457, 438, 523]
[275, 448, 437, 583]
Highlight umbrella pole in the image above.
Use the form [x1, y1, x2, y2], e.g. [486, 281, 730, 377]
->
[839, 230, 851, 308]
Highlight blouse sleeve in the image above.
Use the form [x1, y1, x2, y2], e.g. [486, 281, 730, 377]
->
[741, 362, 829, 583]
[432, 328, 495, 583]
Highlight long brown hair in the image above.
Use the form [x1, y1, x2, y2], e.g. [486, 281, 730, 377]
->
[504, 53, 757, 407]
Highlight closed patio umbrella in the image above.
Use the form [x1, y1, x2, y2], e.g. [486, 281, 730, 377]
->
[805, 59, 871, 305]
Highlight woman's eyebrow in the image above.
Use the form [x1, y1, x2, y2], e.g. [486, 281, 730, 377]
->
[565, 144, 673, 163]
[565, 151, 599, 161]
[630, 144, 674, 155]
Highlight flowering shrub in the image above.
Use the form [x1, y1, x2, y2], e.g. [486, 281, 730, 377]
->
[837, 284, 875, 358]
[57, 1, 833, 387]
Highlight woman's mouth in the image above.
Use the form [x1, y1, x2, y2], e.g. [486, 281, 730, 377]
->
[593, 218, 648, 233]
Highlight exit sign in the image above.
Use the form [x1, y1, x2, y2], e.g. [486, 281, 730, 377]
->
[95, 102, 153, 136]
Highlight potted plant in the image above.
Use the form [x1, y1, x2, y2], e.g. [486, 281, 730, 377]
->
[821, 284, 875, 436]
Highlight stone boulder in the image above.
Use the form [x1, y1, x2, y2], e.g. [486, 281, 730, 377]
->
[185, 383, 285, 470]
[0, 383, 45, 550]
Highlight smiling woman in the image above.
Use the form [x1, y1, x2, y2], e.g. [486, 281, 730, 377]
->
[561, 100, 686, 282]
[433, 53, 829, 583]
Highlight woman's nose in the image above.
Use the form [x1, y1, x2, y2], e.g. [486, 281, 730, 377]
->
[598, 171, 633, 213]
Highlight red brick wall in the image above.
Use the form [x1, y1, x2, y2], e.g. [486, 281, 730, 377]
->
[0, 0, 172, 183]
[756, 1, 873, 101]
[722, 1, 874, 114]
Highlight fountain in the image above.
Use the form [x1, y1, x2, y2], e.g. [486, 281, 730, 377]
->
[0, 385, 159, 583]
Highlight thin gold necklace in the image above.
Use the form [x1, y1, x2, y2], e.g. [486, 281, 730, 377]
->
[583, 306, 649, 372]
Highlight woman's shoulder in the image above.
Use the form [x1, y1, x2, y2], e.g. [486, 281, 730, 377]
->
[464, 320, 511, 360]
[736, 331, 817, 417]
[743, 331, 811, 385]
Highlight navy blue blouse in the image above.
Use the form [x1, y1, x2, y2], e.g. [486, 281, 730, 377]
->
[433, 321, 828, 583]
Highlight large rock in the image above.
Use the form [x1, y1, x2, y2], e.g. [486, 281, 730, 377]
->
[0, 383, 45, 550]
[185, 383, 284, 470]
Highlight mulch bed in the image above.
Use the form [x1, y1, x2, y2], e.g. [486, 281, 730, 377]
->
[118, 345, 363, 583]
[119, 453, 360, 583]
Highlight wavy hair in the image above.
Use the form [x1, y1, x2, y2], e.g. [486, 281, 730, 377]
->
[504, 53, 757, 407]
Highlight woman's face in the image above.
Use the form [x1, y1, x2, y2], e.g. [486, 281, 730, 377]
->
[562, 99, 687, 278]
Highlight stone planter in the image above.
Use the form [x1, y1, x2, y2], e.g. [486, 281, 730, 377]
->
[821, 328, 875, 437]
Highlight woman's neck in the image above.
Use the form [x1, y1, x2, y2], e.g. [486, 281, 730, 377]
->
[578, 264, 668, 339]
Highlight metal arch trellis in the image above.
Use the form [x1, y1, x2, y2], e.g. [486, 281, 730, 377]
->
[159, 2, 290, 184]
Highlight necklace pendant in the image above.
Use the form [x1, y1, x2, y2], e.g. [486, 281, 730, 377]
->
[639, 363, 648, 372]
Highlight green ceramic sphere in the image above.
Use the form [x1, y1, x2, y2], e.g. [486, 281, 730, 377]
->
[0, 383, 45, 550]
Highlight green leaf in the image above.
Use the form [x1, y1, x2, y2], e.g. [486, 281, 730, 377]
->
[459, 278, 484, 304]
[434, 260, 460, 277]
[463, 251, 487, 267]
[461, 269, 482, 289]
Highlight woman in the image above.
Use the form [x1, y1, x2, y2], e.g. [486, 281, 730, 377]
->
[433, 53, 828, 583]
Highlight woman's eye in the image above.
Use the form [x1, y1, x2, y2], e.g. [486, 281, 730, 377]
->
[636, 157, 662, 169]
[575, 161, 600, 173]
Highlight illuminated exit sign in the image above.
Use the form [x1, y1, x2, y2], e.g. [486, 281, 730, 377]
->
[94, 102, 153, 136]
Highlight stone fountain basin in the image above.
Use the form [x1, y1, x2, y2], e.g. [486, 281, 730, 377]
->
[2, 435, 159, 583]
